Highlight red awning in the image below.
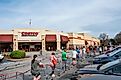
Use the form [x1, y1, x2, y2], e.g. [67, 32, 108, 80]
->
[45, 35, 56, 42]
[61, 35, 69, 42]
[0, 35, 13, 42]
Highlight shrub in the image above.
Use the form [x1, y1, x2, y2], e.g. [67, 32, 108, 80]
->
[10, 50, 26, 59]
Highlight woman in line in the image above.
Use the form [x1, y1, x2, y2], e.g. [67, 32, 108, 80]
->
[31, 55, 44, 80]
[50, 52, 57, 76]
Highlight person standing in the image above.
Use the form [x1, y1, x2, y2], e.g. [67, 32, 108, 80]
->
[99, 46, 102, 54]
[86, 47, 90, 57]
[31, 55, 43, 80]
[62, 48, 67, 71]
[49, 53, 57, 76]
[39, 49, 42, 55]
[76, 48, 80, 59]
[82, 46, 86, 59]
[93, 46, 96, 56]
[104, 46, 107, 51]
[72, 48, 78, 66]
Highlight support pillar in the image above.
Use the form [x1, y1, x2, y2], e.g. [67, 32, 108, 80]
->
[57, 34, 61, 51]
[42, 35, 46, 51]
[13, 35, 18, 51]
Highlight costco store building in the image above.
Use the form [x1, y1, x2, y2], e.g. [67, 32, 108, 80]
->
[0, 28, 69, 52]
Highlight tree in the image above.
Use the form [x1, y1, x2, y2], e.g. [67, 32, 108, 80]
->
[99, 33, 109, 40]
[114, 31, 121, 44]
[99, 33, 109, 46]
[110, 39, 117, 45]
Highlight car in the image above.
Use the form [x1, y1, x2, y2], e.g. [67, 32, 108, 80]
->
[0, 51, 4, 62]
[102, 45, 121, 54]
[93, 49, 121, 64]
[68, 59, 121, 80]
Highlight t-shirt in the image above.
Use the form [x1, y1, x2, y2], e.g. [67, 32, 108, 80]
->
[99, 47, 102, 51]
[86, 48, 90, 52]
[72, 50, 77, 58]
[76, 49, 80, 53]
[31, 60, 39, 71]
[76, 49, 80, 58]
[31, 60, 40, 76]
[82, 48, 86, 54]
[62, 51, 67, 61]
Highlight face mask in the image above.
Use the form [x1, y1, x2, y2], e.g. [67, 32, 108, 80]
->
[35, 57, 37, 60]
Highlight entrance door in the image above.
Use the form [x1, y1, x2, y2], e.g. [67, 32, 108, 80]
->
[22, 45, 30, 52]
[61, 42, 67, 50]
[35, 45, 42, 51]
[46, 42, 57, 51]
[0, 43, 13, 52]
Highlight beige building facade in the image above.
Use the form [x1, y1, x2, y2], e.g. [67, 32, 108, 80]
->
[0, 28, 68, 52]
[0, 28, 100, 52]
[68, 32, 100, 49]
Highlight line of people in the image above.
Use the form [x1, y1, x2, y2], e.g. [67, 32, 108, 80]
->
[31, 47, 97, 80]
[31, 48, 86, 80]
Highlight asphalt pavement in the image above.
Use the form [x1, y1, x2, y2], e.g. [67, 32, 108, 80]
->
[0, 51, 95, 80]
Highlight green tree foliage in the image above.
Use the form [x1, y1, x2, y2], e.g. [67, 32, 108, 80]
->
[114, 32, 121, 44]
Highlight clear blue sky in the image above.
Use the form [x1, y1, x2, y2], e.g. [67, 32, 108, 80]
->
[0, 0, 121, 38]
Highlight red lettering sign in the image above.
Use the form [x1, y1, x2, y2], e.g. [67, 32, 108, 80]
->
[21, 32, 39, 36]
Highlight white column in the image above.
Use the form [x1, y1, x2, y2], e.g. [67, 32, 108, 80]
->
[42, 35, 46, 51]
[57, 34, 61, 50]
[13, 35, 18, 51]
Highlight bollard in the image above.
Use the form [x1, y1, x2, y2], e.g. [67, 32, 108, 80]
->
[16, 72, 17, 79]
[4, 75, 6, 80]
[23, 73, 25, 80]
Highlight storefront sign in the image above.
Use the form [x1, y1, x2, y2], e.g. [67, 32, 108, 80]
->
[21, 32, 38, 36]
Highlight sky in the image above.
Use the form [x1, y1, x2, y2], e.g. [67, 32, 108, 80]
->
[0, 0, 121, 38]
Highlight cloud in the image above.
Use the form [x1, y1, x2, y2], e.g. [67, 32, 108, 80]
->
[0, 0, 121, 38]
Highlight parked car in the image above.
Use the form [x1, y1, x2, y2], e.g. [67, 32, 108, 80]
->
[93, 49, 121, 64]
[65, 59, 121, 80]
[102, 46, 121, 54]
[0, 51, 4, 62]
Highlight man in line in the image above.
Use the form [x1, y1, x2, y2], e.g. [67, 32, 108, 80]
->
[72, 48, 78, 66]
[62, 48, 67, 71]
[82, 46, 86, 59]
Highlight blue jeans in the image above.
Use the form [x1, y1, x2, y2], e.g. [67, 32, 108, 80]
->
[62, 60, 67, 71]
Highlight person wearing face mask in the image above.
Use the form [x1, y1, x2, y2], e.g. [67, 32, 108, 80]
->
[31, 55, 44, 80]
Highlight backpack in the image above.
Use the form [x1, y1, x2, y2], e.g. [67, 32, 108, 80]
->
[52, 56, 57, 65]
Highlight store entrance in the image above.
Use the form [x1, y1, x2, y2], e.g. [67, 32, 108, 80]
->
[46, 42, 57, 51]
[22, 45, 30, 51]
[61, 42, 68, 50]
[18, 42, 42, 52]
[0, 42, 13, 52]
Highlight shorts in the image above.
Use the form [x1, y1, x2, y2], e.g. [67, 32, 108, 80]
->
[31, 71, 40, 77]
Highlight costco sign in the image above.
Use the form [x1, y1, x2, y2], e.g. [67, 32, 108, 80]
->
[21, 32, 39, 36]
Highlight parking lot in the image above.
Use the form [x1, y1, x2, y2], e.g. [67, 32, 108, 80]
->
[2, 49, 121, 80]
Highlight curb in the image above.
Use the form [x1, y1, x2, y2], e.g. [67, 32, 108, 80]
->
[5, 58, 31, 62]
